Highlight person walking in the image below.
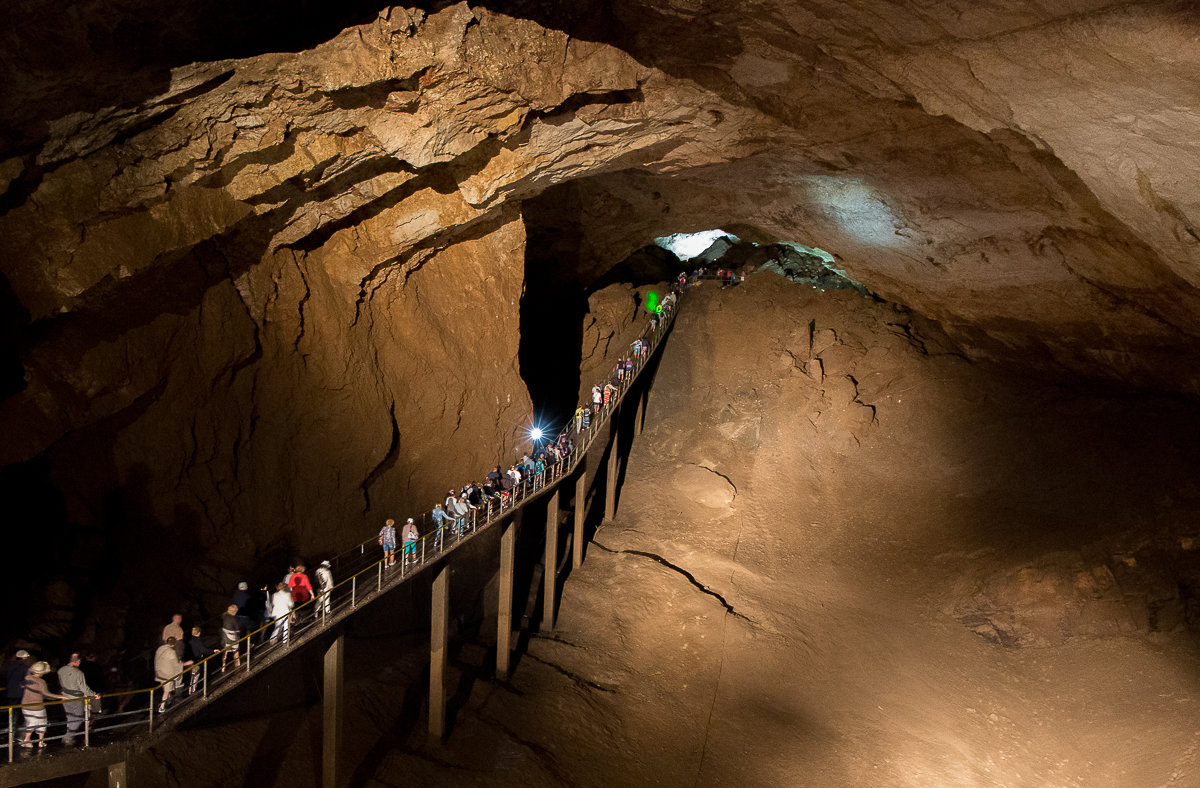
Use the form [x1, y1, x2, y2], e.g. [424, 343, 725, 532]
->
[402, 518, 419, 567]
[379, 519, 398, 568]
[289, 565, 314, 622]
[154, 638, 192, 713]
[20, 662, 64, 749]
[162, 614, 185, 658]
[187, 627, 214, 694]
[592, 385, 602, 413]
[4, 648, 32, 708]
[270, 583, 293, 645]
[431, 504, 454, 545]
[58, 653, 99, 747]
[220, 605, 242, 671]
[315, 560, 334, 616]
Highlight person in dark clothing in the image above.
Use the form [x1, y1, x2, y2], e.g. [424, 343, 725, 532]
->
[232, 582, 254, 630]
[4, 649, 32, 706]
[187, 627, 214, 694]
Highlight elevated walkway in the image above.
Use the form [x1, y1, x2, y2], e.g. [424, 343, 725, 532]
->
[0, 293, 681, 788]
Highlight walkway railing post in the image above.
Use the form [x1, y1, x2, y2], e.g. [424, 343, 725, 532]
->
[203, 659, 208, 700]
[84, 697, 90, 748]
[351, 576, 357, 608]
[377, 561, 382, 592]
[149, 692, 154, 733]
[8, 707, 13, 763]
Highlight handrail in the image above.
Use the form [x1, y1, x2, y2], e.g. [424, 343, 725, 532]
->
[0, 286, 682, 763]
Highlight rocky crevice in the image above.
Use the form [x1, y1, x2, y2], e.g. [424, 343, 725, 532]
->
[592, 540, 753, 622]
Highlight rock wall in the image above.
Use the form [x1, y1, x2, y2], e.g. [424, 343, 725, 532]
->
[3, 0, 1200, 646]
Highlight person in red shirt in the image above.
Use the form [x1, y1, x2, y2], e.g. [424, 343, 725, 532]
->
[288, 565, 314, 623]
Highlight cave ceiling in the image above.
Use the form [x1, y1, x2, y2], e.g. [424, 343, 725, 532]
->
[1, 0, 1199, 471]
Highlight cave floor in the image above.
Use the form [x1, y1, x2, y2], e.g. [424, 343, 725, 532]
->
[388, 277, 1200, 787]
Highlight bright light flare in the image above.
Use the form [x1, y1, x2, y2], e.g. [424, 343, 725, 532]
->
[529, 427, 544, 441]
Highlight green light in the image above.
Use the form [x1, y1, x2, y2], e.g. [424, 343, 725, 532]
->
[645, 291, 659, 313]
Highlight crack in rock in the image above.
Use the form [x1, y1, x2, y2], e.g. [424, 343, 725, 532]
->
[524, 653, 616, 694]
[593, 541, 754, 623]
[696, 464, 737, 501]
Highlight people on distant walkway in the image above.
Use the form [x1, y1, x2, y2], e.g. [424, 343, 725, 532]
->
[20, 662, 64, 748]
[402, 518, 419, 567]
[221, 605, 242, 671]
[316, 561, 334, 616]
[379, 518, 398, 568]
[431, 504, 453, 545]
[270, 584, 293, 644]
[154, 638, 191, 713]
[58, 653, 100, 747]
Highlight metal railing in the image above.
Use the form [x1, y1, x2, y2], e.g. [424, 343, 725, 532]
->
[1, 291, 681, 764]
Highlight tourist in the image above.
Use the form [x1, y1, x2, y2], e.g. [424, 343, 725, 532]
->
[574, 407, 585, 434]
[4, 648, 32, 708]
[162, 613, 185, 658]
[154, 638, 192, 713]
[20, 662, 64, 748]
[58, 653, 100, 747]
[431, 504, 454, 542]
[220, 605, 242, 671]
[289, 565, 314, 620]
[187, 627, 214, 693]
[379, 518, 397, 568]
[270, 584, 293, 644]
[315, 560, 334, 616]
[592, 384, 602, 413]
[232, 581, 254, 630]
[402, 518, 419, 567]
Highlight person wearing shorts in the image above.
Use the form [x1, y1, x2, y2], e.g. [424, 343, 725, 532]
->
[379, 518, 397, 568]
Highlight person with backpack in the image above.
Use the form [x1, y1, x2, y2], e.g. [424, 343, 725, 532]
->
[402, 518, 419, 567]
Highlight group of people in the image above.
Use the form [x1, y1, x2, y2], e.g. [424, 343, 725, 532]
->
[3, 649, 102, 749]
[1, 285, 679, 756]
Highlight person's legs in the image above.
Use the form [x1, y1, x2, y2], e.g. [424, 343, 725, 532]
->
[63, 701, 83, 746]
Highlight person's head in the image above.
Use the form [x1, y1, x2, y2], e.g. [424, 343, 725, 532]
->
[227, 604, 238, 615]
[386, 518, 395, 526]
[277, 582, 286, 592]
[165, 636, 177, 646]
[237, 581, 248, 591]
[30, 661, 51, 677]
[321, 560, 330, 568]
[14, 649, 30, 663]
[407, 518, 414, 525]
[435, 504, 443, 510]
[296, 565, 305, 573]
[69, 652, 82, 667]
[193, 626, 203, 637]
[171, 613, 182, 626]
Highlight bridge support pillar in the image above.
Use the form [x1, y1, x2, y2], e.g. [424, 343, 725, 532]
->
[429, 561, 449, 743]
[542, 488, 560, 630]
[573, 467, 587, 569]
[322, 631, 344, 788]
[497, 512, 519, 679]
[605, 409, 620, 522]
[108, 759, 127, 788]
[634, 389, 646, 437]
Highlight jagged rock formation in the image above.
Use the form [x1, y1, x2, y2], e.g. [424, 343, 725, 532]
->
[1, 0, 1199, 645]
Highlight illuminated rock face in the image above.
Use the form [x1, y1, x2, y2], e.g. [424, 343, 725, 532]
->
[0, 2, 1198, 632]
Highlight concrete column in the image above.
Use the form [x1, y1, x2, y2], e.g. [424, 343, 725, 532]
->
[605, 417, 620, 522]
[542, 489, 560, 630]
[497, 513, 518, 679]
[573, 468, 587, 569]
[322, 632, 345, 788]
[108, 760, 127, 788]
[429, 561, 450, 743]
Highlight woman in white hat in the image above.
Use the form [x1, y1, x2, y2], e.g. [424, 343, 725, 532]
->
[21, 661, 65, 748]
